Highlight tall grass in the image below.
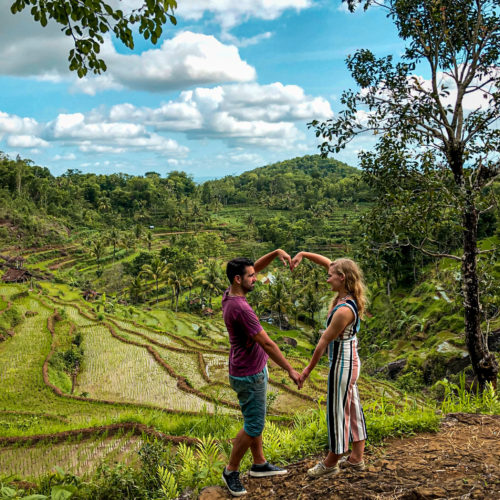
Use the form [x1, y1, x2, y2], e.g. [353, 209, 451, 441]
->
[438, 374, 500, 415]
[364, 393, 440, 444]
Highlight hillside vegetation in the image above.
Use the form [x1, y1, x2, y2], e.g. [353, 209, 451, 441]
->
[0, 153, 498, 498]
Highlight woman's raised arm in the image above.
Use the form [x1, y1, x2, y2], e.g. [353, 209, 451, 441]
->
[291, 251, 332, 271]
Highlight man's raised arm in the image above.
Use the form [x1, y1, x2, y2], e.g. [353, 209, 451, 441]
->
[254, 249, 291, 273]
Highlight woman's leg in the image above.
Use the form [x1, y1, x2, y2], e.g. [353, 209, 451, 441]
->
[347, 373, 367, 463]
[349, 439, 365, 463]
[327, 341, 358, 456]
[323, 451, 342, 468]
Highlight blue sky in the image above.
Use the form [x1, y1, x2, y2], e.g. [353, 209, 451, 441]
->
[0, 1, 406, 181]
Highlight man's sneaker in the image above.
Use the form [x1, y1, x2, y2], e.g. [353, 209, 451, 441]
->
[307, 461, 340, 478]
[249, 462, 288, 477]
[339, 455, 366, 471]
[222, 468, 247, 497]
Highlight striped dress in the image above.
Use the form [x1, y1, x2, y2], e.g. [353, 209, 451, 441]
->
[326, 298, 368, 454]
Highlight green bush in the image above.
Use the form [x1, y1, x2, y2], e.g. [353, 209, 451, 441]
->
[434, 314, 464, 332]
[2, 307, 23, 328]
[396, 370, 425, 393]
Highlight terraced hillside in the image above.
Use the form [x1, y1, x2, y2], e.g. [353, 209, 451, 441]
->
[0, 281, 425, 483]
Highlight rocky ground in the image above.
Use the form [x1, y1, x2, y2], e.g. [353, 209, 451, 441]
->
[200, 413, 500, 499]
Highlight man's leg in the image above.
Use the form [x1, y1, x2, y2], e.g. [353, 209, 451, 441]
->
[227, 369, 267, 470]
[249, 433, 266, 465]
[227, 428, 256, 471]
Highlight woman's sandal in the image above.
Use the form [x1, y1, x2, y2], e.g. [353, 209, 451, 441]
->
[339, 455, 365, 471]
[307, 461, 340, 478]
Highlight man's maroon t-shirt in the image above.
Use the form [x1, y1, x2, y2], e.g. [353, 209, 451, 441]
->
[222, 289, 268, 377]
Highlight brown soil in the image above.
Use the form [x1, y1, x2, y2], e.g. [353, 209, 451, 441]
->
[201, 413, 500, 500]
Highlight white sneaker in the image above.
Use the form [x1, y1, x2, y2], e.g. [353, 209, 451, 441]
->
[307, 461, 340, 478]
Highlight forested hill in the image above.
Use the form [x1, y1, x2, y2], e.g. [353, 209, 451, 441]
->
[0, 153, 372, 247]
[201, 155, 373, 208]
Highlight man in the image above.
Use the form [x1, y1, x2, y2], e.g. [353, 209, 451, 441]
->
[221, 249, 302, 497]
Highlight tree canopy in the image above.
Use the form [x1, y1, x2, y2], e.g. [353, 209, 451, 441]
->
[10, 0, 177, 77]
[312, 0, 499, 388]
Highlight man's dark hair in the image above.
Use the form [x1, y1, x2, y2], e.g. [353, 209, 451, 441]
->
[226, 257, 254, 284]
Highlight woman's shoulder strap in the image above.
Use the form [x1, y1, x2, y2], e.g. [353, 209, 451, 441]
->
[333, 299, 359, 333]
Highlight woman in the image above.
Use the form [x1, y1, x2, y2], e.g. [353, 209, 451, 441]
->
[291, 252, 368, 477]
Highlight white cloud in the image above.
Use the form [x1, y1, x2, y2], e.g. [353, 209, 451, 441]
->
[38, 112, 189, 157]
[0, 111, 39, 136]
[53, 153, 77, 161]
[0, 10, 71, 77]
[221, 31, 273, 48]
[178, 0, 312, 30]
[1, 78, 331, 165]
[103, 82, 332, 149]
[77, 134, 188, 157]
[6, 135, 49, 148]
[72, 73, 122, 96]
[46, 113, 146, 141]
[72, 31, 256, 94]
[218, 151, 263, 163]
[0, 5, 256, 92]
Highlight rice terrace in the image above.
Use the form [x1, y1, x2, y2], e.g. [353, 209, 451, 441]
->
[1, 0, 500, 499]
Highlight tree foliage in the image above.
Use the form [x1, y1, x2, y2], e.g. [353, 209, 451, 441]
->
[10, 0, 177, 77]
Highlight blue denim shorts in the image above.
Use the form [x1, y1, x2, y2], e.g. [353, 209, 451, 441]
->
[229, 366, 268, 437]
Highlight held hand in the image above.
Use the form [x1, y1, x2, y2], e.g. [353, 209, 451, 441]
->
[289, 369, 303, 389]
[276, 249, 292, 268]
[290, 252, 303, 271]
[299, 368, 311, 387]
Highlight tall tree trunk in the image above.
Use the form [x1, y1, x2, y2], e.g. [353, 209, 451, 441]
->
[462, 198, 498, 390]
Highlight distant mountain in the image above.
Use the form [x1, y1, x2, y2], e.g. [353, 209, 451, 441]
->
[241, 154, 359, 179]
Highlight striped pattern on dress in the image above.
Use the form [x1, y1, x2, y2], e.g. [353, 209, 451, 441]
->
[326, 300, 367, 454]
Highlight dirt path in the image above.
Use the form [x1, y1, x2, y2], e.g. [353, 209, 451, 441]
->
[201, 413, 499, 499]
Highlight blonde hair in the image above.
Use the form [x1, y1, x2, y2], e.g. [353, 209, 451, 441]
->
[329, 258, 367, 318]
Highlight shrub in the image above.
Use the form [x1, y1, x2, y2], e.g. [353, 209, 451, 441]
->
[2, 307, 23, 328]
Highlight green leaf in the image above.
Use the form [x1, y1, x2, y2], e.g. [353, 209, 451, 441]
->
[51, 486, 74, 500]
[0, 486, 18, 498]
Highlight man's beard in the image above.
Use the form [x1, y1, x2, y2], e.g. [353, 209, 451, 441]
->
[242, 282, 254, 294]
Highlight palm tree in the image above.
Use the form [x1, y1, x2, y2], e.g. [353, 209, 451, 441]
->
[90, 238, 106, 276]
[183, 274, 194, 303]
[146, 230, 154, 252]
[134, 224, 143, 242]
[198, 259, 226, 307]
[166, 267, 182, 312]
[98, 197, 111, 213]
[127, 275, 145, 304]
[262, 273, 292, 330]
[141, 256, 167, 305]
[107, 228, 122, 262]
[301, 286, 322, 327]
